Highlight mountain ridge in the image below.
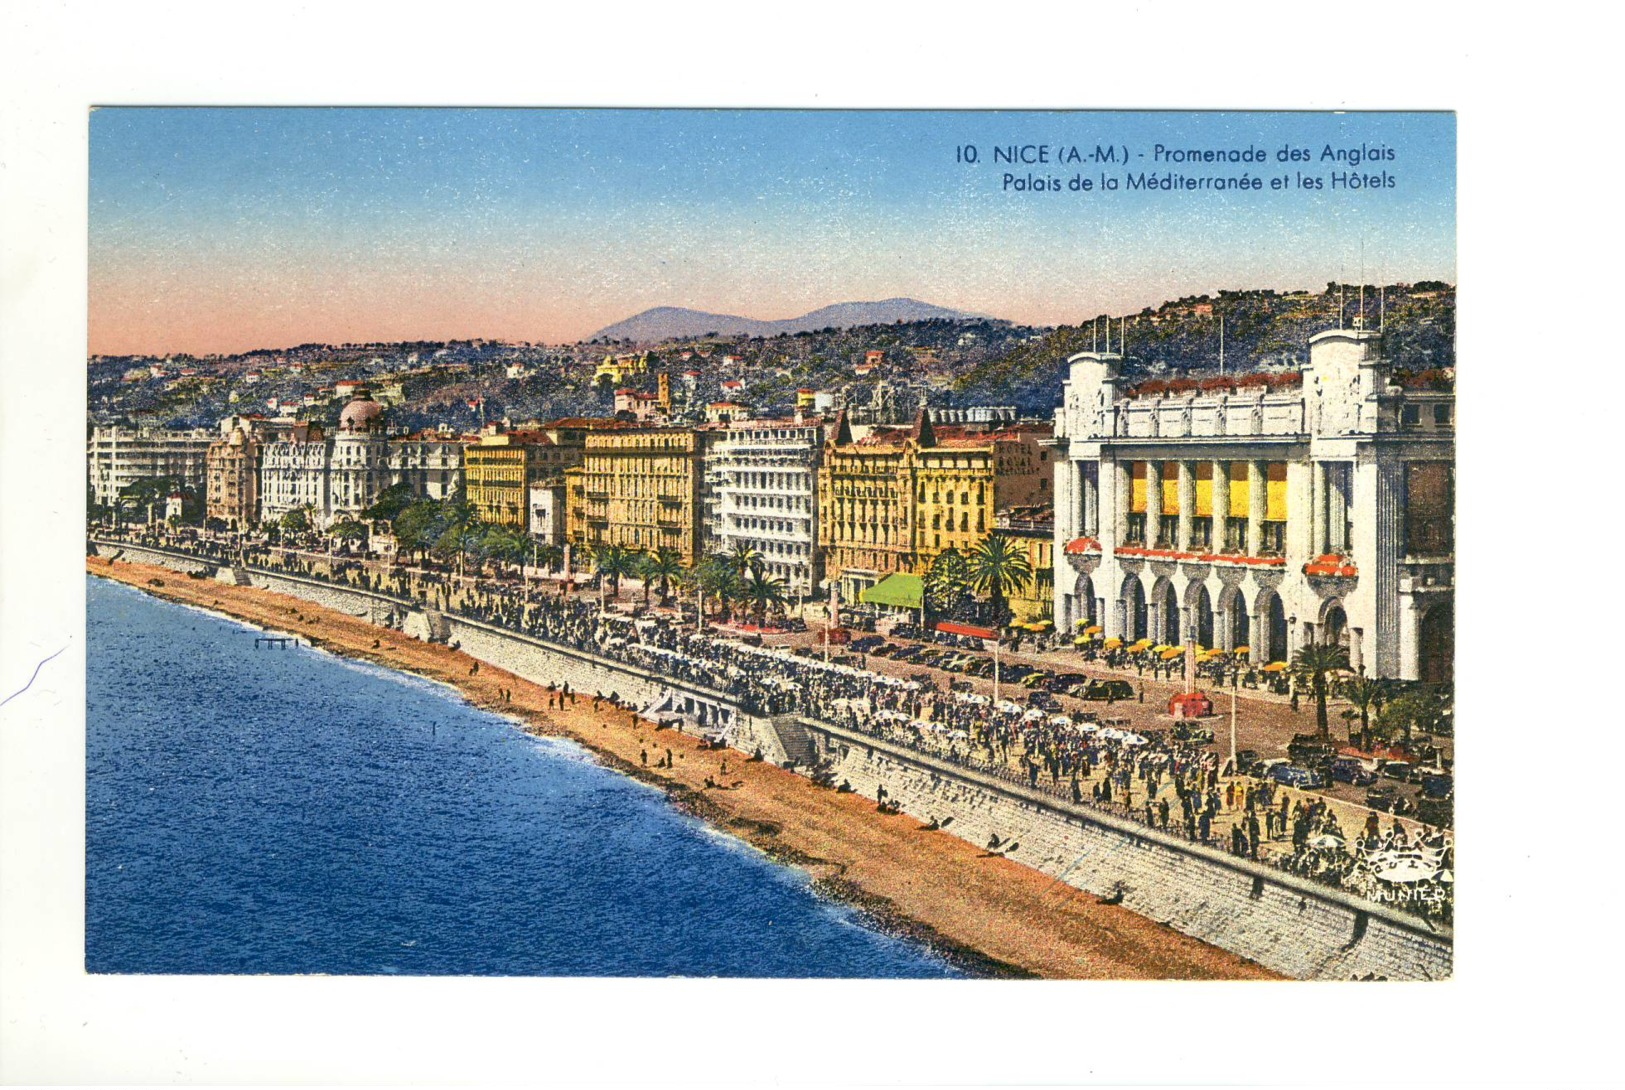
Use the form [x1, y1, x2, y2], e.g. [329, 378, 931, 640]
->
[590, 298, 988, 343]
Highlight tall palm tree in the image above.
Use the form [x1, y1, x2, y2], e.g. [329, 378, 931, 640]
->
[743, 566, 788, 629]
[1292, 642, 1351, 740]
[648, 546, 685, 607]
[633, 551, 660, 609]
[710, 560, 744, 622]
[965, 533, 1034, 627]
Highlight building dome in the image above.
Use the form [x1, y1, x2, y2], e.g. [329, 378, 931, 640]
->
[338, 391, 385, 432]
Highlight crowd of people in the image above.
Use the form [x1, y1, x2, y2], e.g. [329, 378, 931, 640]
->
[92, 527, 1453, 924]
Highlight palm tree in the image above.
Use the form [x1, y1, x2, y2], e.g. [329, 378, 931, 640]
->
[709, 559, 744, 622]
[743, 566, 788, 629]
[592, 542, 635, 600]
[1292, 642, 1351, 740]
[648, 546, 685, 607]
[482, 525, 530, 579]
[633, 550, 660, 609]
[1341, 674, 1387, 742]
[726, 542, 761, 578]
[965, 533, 1034, 627]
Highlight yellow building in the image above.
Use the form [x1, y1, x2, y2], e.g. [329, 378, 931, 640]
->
[819, 410, 1052, 604]
[570, 426, 706, 562]
[593, 352, 649, 393]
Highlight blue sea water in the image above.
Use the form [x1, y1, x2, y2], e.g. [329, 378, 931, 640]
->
[85, 576, 958, 977]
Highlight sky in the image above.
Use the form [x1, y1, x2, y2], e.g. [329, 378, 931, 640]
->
[88, 109, 1455, 356]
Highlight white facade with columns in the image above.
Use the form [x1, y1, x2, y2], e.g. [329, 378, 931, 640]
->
[1050, 328, 1453, 682]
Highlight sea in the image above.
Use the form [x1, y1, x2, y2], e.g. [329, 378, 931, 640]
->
[85, 576, 959, 977]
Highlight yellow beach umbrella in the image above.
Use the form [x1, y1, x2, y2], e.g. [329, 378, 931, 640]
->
[1083, 624, 1103, 636]
[1160, 648, 1183, 661]
[1103, 637, 1123, 649]
[1233, 645, 1251, 655]
[1263, 661, 1288, 673]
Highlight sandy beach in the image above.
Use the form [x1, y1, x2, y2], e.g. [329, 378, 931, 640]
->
[87, 556, 1278, 980]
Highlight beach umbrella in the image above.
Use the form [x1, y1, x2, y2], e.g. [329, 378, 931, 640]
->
[1233, 645, 1251, 655]
[1082, 624, 1104, 636]
[1263, 661, 1288, 672]
[1102, 637, 1123, 650]
[1160, 648, 1183, 661]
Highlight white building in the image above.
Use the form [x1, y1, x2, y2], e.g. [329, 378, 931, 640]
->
[259, 390, 464, 527]
[704, 420, 824, 594]
[1050, 328, 1453, 682]
[87, 423, 215, 508]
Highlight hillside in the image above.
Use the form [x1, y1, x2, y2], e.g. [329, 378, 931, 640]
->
[590, 298, 983, 343]
[953, 283, 1455, 411]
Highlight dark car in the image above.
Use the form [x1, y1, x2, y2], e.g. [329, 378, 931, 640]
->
[1380, 760, 1413, 782]
[1269, 764, 1327, 789]
[1329, 756, 1379, 787]
[1028, 691, 1061, 712]
[1420, 773, 1454, 800]
[1416, 797, 1453, 828]
[1288, 734, 1337, 765]
[1171, 722, 1215, 744]
[1365, 786, 1415, 815]
[1080, 679, 1136, 702]
[1234, 749, 1262, 775]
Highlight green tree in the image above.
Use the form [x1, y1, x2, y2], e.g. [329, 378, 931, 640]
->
[726, 542, 761, 578]
[742, 565, 788, 628]
[647, 546, 684, 607]
[482, 525, 530, 577]
[330, 518, 369, 546]
[280, 507, 312, 534]
[362, 482, 417, 524]
[965, 533, 1034, 627]
[592, 542, 635, 599]
[1376, 686, 1447, 752]
[1340, 674, 1388, 740]
[924, 547, 971, 617]
[633, 550, 660, 609]
[392, 501, 440, 564]
[1292, 642, 1351, 740]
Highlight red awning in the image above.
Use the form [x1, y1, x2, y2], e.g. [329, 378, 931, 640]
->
[936, 621, 998, 639]
[1064, 536, 1102, 555]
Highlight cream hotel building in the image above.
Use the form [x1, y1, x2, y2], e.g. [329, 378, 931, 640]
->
[1051, 328, 1453, 683]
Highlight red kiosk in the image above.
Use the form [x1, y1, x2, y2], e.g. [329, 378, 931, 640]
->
[1169, 691, 1214, 720]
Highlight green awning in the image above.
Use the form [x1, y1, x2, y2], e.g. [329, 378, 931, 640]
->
[860, 572, 923, 610]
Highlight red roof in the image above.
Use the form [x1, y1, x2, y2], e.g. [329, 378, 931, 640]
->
[936, 621, 998, 639]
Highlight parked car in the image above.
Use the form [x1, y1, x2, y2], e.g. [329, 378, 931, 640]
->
[1416, 797, 1453, 828]
[1029, 691, 1061, 712]
[1419, 773, 1454, 800]
[1171, 722, 1214, 744]
[1407, 764, 1449, 786]
[1380, 760, 1413, 782]
[1269, 763, 1328, 789]
[1329, 756, 1380, 786]
[1255, 757, 1290, 780]
[1365, 786, 1415, 815]
[1288, 733, 1337, 765]
[1080, 679, 1136, 702]
[1234, 749, 1262, 775]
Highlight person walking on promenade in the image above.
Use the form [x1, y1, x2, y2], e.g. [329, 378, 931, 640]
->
[1137, 682, 1145, 703]
[641, 748, 648, 766]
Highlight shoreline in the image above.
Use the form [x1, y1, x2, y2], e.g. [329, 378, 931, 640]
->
[87, 556, 1279, 980]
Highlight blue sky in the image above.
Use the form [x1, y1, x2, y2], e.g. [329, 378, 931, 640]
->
[89, 109, 1455, 354]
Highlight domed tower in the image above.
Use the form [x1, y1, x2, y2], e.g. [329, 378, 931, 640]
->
[330, 388, 389, 523]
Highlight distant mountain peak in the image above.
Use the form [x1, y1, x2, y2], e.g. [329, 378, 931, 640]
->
[589, 298, 988, 343]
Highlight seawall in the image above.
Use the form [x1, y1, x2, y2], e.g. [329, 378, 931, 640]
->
[89, 540, 1451, 980]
